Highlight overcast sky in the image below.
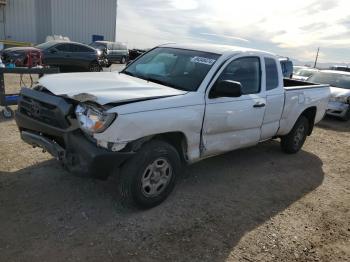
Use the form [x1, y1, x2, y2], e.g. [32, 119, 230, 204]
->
[117, 0, 350, 63]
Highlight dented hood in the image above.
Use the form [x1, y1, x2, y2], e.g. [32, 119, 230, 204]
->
[38, 72, 187, 105]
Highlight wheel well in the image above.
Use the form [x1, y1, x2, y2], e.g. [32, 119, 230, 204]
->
[125, 132, 188, 163]
[153, 132, 188, 163]
[300, 107, 317, 135]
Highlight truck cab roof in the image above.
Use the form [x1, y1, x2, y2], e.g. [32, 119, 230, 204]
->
[161, 43, 276, 57]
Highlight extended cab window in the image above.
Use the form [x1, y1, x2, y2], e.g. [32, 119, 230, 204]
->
[217, 57, 261, 94]
[265, 57, 279, 90]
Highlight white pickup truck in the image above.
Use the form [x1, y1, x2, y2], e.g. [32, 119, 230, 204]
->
[15, 44, 330, 208]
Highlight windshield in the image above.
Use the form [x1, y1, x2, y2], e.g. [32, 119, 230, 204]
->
[122, 47, 220, 91]
[296, 69, 317, 77]
[308, 72, 350, 89]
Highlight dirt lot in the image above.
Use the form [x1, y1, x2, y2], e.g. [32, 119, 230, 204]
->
[0, 74, 349, 261]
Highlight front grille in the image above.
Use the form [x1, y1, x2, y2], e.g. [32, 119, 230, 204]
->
[19, 95, 71, 129]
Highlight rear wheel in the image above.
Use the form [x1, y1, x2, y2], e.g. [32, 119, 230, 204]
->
[281, 116, 309, 154]
[2, 107, 13, 119]
[120, 56, 126, 64]
[118, 140, 181, 209]
[341, 107, 350, 121]
[88, 61, 101, 72]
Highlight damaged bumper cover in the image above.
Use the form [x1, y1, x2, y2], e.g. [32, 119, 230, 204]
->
[15, 88, 133, 179]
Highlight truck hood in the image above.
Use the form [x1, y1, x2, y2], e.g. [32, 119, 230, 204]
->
[38, 72, 187, 105]
[330, 86, 350, 98]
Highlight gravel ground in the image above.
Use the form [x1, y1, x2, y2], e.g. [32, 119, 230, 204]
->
[0, 73, 349, 262]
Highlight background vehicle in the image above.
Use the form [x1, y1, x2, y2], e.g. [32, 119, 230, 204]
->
[1, 47, 43, 67]
[293, 65, 308, 75]
[90, 41, 128, 64]
[279, 57, 293, 78]
[15, 44, 330, 209]
[308, 70, 350, 120]
[293, 67, 319, 81]
[128, 48, 147, 61]
[36, 41, 106, 72]
[329, 65, 350, 73]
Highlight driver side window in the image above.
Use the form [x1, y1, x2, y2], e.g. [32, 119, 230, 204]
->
[217, 57, 261, 94]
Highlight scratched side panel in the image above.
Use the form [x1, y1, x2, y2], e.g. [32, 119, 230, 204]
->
[94, 104, 205, 162]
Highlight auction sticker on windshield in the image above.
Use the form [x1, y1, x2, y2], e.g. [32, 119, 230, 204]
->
[191, 56, 216, 65]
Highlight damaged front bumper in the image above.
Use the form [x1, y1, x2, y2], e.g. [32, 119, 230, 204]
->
[15, 88, 133, 179]
[326, 101, 350, 118]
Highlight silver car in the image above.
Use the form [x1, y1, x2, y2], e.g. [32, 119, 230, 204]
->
[308, 70, 350, 120]
[90, 41, 129, 64]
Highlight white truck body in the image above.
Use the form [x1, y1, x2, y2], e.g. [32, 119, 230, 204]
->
[37, 44, 330, 163]
[16, 43, 330, 208]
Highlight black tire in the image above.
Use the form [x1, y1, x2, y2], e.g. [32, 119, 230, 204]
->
[120, 56, 126, 64]
[2, 107, 14, 119]
[341, 107, 350, 121]
[89, 62, 102, 72]
[118, 140, 181, 209]
[281, 116, 309, 154]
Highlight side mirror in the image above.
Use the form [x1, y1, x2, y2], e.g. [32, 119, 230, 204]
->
[210, 80, 242, 98]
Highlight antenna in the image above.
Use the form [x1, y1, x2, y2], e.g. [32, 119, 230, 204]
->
[314, 47, 320, 68]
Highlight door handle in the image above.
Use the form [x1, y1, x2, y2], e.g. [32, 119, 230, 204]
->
[253, 102, 266, 108]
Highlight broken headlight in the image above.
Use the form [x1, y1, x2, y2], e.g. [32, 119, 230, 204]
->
[75, 104, 116, 134]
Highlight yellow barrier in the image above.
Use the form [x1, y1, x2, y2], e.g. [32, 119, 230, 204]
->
[0, 40, 33, 47]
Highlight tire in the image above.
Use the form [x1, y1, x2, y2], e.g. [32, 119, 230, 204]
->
[118, 140, 181, 209]
[2, 107, 14, 119]
[281, 116, 309, 154]
[341, 107, 350, 121]
[120, 56, 126, 64]
[89, 62, 102, 72]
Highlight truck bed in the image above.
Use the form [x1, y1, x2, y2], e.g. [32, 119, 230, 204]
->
[277, 78, 330, 137]
[283, 78, 324, 90]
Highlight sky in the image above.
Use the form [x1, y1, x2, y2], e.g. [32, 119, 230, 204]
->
[116, 0, 350, 63]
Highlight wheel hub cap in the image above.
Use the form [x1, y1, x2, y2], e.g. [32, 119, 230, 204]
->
[141, 158, 172, 197]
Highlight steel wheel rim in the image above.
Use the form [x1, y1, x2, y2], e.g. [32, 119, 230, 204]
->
[141, 157, 172, 197]
[294, 125, 305, 147]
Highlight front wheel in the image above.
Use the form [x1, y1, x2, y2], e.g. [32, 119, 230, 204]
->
[88, 62, 102, 72]
[118, 140, 181, 209]
[341, 107, 350, 121]
[281, 116, 309, 154]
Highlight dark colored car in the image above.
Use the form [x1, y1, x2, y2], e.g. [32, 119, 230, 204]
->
[90, 41, 128, 64]
[36, 41, 107, 72]
[1, 47, 43, 67]
[279, 58, 293, 78]
[128, 48, 146, 61]
[330, 66, 350, 73]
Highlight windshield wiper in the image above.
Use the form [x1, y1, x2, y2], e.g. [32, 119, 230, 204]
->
[120, 71, 134, 77]
[143, 77, 186, 91]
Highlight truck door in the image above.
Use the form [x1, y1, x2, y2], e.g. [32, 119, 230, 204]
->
[202, 56, 266, 157]
[260, 57, 284, 140]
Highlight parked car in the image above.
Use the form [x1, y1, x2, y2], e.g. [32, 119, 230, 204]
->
[293, 66, 308, 75]
[36, 41, 107, 72]
[128, 48, 147, 61]
[279, 57, 293, 78]
[90, 41, 128, 64]
[1, 47, 43, 67]
[15, 44, 330, 209]
[293, 68, 319, 81]
[308, 70, 350, 120]
[329, 65, 350, 73]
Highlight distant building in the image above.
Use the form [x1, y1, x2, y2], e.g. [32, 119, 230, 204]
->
[0, 0, 118, 44]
